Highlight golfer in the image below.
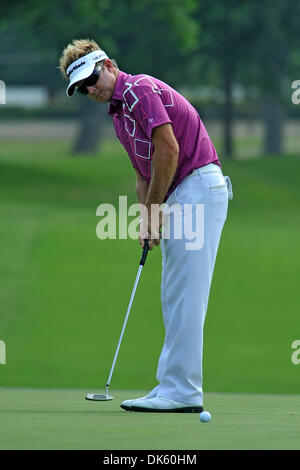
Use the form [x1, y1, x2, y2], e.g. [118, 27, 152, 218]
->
[59, 39, 232, 413]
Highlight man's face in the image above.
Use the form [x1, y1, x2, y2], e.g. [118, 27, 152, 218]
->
[77, 59, 118, 103]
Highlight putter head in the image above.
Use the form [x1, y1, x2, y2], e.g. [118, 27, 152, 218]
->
[85, 393, 114, 401]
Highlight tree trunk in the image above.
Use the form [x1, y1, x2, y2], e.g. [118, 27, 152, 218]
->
[261, 95, 283, 155]
[72, 98, 107, 154]
[223, 70, 234, 159]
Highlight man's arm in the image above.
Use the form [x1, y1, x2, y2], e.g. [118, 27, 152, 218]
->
[146, 123, 179, 208]
[135, 170, 151, 249]
[140, 123, 179, 250]
[135, 169, 149, 205]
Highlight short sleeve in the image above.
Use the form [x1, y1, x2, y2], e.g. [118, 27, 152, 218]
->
[123, 84, 172, 140]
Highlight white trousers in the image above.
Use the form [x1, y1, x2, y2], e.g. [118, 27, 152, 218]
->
[147, 164, 230, 405]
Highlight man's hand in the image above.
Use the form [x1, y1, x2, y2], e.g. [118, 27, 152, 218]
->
[139, 206, 162, 250]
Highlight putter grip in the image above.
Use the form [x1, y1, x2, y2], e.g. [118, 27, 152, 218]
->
[139, 239, 149, 266]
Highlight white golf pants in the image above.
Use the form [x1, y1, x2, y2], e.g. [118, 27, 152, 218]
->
[147, 164, 230, 405]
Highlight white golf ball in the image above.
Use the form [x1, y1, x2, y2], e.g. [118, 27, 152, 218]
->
[199, 411, 211, 422]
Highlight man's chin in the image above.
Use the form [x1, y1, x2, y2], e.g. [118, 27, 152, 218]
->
[89, 91, 112, 103]
[96, 94, 111, 103]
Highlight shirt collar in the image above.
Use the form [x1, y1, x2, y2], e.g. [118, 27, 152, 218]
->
[108, 70, 130, 116]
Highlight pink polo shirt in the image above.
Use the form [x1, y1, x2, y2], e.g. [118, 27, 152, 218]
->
[108, 71, 220, 200]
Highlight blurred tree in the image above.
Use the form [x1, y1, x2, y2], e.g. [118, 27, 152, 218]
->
[193, 1, 260, 158]
[250, 0, 300, 155]
[2, 0, 199, 154]
[193, 0, 300, 158]
[3, 1, 299, 158]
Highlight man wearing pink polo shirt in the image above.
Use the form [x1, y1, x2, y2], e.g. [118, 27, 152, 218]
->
[60, 39, 232, 413]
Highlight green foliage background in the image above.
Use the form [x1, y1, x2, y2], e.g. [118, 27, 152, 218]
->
[0, 140, 299, 394]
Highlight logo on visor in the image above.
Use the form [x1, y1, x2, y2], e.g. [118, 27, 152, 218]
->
[67, 61, 86, 77]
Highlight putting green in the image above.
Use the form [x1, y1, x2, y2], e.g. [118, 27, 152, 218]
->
[1, 143, 300, 395]
[0, 388, 299, 450]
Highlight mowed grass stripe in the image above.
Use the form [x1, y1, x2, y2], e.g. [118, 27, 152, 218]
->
[0, 388, 299, 450]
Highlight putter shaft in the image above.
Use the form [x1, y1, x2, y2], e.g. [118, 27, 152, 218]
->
[105, 240, 149, 392]
[106, 264, 143, 388]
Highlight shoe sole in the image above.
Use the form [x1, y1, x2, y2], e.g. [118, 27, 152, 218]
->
[120, 404, 203, 413]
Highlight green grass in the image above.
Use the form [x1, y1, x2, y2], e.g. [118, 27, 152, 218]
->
[0, 139, 300, 397]
[0, 388, 299, 449]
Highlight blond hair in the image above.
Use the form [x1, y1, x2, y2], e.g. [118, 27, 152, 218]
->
[59, 38, 102, 80]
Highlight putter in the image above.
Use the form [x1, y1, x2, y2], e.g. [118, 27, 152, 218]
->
[86, 239, 149, 401]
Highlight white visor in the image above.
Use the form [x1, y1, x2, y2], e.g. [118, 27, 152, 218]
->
[66, 49, 109, 96]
